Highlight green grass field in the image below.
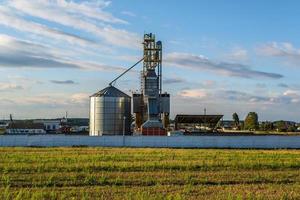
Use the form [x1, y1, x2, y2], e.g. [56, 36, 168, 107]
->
[1, 148, 300, 200]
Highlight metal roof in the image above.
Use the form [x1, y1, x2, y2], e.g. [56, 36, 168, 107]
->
[175, 114, 223, 124]
[91, 86, 130, 98]
[8, 122, 44, 129]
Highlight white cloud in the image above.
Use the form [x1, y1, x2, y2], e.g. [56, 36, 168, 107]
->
[165, 52, 283, 79]
[0, 83, 24, 91]
[225, 48, 248, 62]
[163, 77, 186, 84]
[283, 90, 300, 103]
[257, 42, 300, 66]
[8, 0, 126, 24]
[178, 89, 208, 98]
[202, 80, 216, 87]
[70, 93, 90, 104]
[0, 92, 90, 118]
[6, 0, 140, 49]
[55, 0, 127, 24]
[172, 88, 300, 121]
[4, 92, 90, 106]
[121, 11, 136, 17]
[257, 42, 297, 57]
[0, 6, 93, 47]
[176, 87, 300, 106]
[283, 90, 300, 96]
[0, 34, 129, 72]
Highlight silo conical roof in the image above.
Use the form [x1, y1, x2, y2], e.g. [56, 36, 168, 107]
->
[91, 86, 130, 98]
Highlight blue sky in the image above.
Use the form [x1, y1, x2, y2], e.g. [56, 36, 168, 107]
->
[0, 0, 299, 121]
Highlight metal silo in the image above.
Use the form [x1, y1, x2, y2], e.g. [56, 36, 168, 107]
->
[89, 86, 131, 136]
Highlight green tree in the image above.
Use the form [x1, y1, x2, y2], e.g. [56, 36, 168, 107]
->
[232, 113, 240, 128]
[244, 112, 259, 130]
[287, 126, 296, 132]
[274, 121, 287, 132]
[260, 121, 274, 131]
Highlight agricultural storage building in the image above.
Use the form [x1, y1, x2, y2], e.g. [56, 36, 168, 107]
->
[89, 86, 131, 136]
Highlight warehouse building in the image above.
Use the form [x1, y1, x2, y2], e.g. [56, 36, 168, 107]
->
[6, 122, 46, 134]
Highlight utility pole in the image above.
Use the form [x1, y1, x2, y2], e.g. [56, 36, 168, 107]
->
[65, 111, 68, 122]
[123, 116, 126, 147]
[204, 108, 207, 132]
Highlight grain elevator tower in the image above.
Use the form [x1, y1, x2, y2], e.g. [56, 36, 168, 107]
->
[133, 33, 170, 135]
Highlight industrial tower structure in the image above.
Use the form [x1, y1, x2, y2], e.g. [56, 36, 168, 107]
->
[133, 33, 170, 135]
[90, 33, 169, 136]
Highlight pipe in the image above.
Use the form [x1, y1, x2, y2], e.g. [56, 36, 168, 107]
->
[109, 57, 144, 86]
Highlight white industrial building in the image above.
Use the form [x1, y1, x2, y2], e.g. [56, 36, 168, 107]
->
[6, 122, 46, 134]
[34, 120, 61, 133]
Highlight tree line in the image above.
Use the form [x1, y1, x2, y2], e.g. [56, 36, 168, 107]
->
[231, 112, 298, 132]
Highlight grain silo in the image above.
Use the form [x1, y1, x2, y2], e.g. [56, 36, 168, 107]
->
[89, 86, 131, 136]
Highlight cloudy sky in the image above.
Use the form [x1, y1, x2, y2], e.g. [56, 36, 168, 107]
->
[0, 0, 299, 121]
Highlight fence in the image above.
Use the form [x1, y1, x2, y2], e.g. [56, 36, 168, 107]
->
[1, 135, 300, 149]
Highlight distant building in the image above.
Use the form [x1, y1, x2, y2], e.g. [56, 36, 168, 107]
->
[221, 120, 235, 130]
[0, 121, 7, 134]
[6, 122, 46, 134]
[0, 121, 8, 128]
[70, 126, 89, 133]
[34, 120, 61, 133]
[174, 114, 223, 133]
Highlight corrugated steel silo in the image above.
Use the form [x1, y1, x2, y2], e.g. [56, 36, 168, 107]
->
[89, 86, 131, 136]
